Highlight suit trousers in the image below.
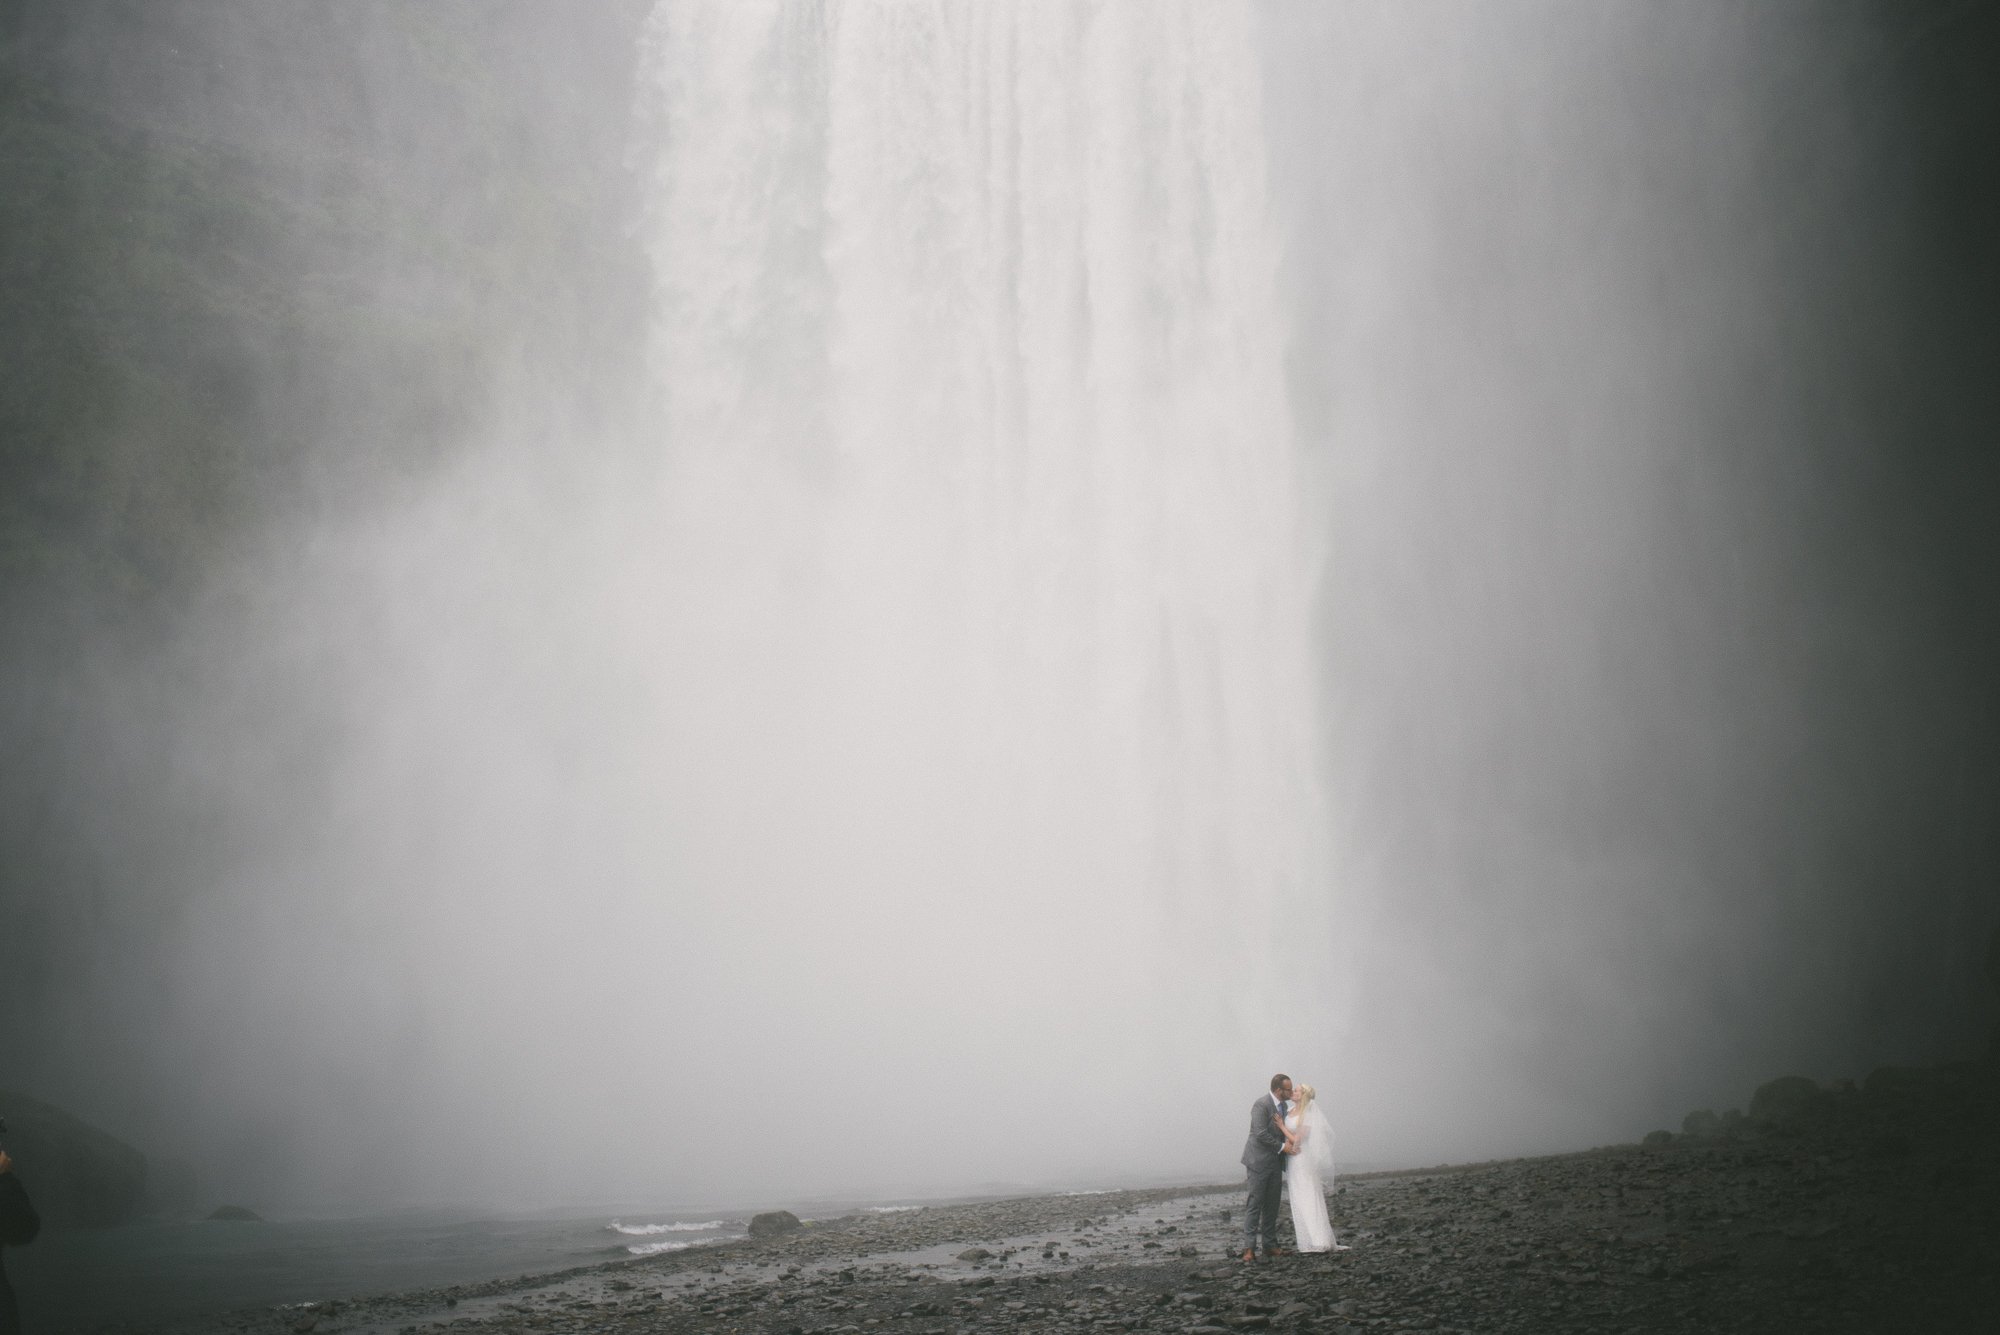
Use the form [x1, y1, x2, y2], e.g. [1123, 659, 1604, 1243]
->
[1, 1254, 18, 1335]
[1242, 1162, 1284, 1254]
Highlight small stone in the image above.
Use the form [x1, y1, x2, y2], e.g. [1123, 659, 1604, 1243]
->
[957, 1247, 993, 1262]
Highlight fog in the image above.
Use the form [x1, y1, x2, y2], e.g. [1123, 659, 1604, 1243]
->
[2, 1, 1993, 1216]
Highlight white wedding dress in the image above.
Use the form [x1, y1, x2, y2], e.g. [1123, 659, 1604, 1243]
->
[1284, 1103, 1341, 1252]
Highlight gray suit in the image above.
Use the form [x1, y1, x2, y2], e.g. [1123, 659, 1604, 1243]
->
[1239, 1094, 1288, 1254]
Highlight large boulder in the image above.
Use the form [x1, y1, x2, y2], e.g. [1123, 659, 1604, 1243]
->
[1862, 1065, 1948, 1101]
[1747, 1075, 1824, 1126]
[205, 1204, 264, 1222]
[0, 1089, 148, 1226]
[1680, 1109, 1721, 1140]
[748, 1209, 802, 1239]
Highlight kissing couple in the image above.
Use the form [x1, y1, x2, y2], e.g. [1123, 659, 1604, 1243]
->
[1239, 1073, 1340, 1261]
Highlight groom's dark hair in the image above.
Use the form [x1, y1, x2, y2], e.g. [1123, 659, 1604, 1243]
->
[1269, 1073, 1290, 1093]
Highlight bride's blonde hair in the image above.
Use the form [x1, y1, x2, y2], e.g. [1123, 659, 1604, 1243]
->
[1295, 1083, 1316, 1108]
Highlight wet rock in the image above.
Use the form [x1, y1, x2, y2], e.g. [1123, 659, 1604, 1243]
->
[205, 1204, 264, 1221]
[1748, 1075, 1823, 1124]
[750, 1209, 803, 1238]
[957, 1247, 993, 1262]
[1671, 1250, 1738, 1277]
[1680, 1109, 1721, 1139]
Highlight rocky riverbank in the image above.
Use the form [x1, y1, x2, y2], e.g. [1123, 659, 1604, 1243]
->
[76, 1057, 1994, 1335]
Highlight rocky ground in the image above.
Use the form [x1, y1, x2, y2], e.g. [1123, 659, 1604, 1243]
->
[83, 1061, 1999, 1335]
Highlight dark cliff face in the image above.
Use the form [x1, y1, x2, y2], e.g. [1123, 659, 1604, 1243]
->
[1262, 0, 2000, 1112]
[0, 1090, 147, 1227]
[0, 1, 652, 1136]
[1, 0, 652, 610]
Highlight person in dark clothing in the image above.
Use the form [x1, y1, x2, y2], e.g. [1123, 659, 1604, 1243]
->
[1239, 1073, 1298, 1262]
[0, 1148, 38, 1335]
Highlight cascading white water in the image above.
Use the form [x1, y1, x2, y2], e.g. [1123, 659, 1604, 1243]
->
[624, 0, 1332, 1184]
[39, 1, 1958, 1217]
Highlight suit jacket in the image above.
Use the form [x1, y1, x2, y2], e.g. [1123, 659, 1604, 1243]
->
[1240, 1094, 1288, 1172]
[0, 1172, 35, 1247]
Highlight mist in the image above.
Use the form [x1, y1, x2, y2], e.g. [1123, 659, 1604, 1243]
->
[2, 0, 1992, 1217]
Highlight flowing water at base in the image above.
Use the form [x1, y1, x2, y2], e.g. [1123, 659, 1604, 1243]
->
[10, 1208, 737, 1332]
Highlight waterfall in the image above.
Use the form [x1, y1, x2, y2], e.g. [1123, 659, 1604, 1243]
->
[628, 0, 1330, 1169]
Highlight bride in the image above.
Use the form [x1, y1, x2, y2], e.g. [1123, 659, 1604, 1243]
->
[1279, 1084, 1341, 1253]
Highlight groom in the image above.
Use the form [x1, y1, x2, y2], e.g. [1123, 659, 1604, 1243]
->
[1240, 1073, 1296, 1262]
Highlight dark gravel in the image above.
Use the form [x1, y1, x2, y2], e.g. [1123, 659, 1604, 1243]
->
[85, 1060, 1998, 1335]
